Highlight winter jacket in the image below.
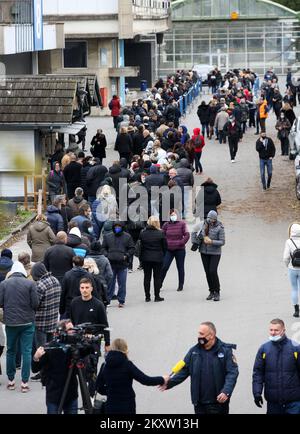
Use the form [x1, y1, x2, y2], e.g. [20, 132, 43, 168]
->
[80, 162, 92, 198]
[200, 220, 225, 255]
[92, 195, 118, 239]
[214, 111, 229, 131]
[208, 105, 218, 127]
[275, 118, 291, 139]
[66, 234, 89, 257]
[223, 121, 241, 140]
[90, 134, 107, 159]
[68, 196, 88, 216]
[46, 206, 64, 235]
[281, 108, 296, 127]
[0, 264, 38, 326]
[0, 256, 13, 282]
[256, 137, 276, 160]
[144, 173, 166, 192]
[239, 103, 249, 123]
[167, 339, 239, 405]
[176, 158, 194, 187]
[43, 242, 74, 283]
[259, 100, 268, 119]
[252, 336, 300, 404]
[114, 133, 133, 155]
[86, 164, 108, 197]
[96, 351, 164, 414]
[132, 131, 145, 156]
[86, 252, 113, 289]
[197, 104, 210, 124]
[101, 229, 135, 270]
[192, 128, 205, 153]
[46, 170, 65, 196]
[60, 267, 99, 316]
[70, 215, 90, 233]
[139, 226, 167, 263]
[283, 223, 300, 270]
[198, 181, 222, 218]
[110, 97, 121, 117]
[162, 220, 190, 251]
[35, 273, 61, 333]
[27, 221, 56, 262]
[63, 161, 82, 186]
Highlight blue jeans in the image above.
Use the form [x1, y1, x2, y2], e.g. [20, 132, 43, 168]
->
[267, 401, 300, 414]
[108, 268, 128, 304]
[47, 399, 78, 414]
[259, 159, 272, 189]
[288, 268, 300, 305]
[6, 323, 35, 382]
[161, 249, 186, 289]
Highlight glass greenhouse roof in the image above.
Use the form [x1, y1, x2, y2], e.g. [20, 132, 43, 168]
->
[172, 0, 297, 20]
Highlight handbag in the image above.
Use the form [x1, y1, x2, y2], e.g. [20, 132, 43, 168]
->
[93, 393, 107, 414]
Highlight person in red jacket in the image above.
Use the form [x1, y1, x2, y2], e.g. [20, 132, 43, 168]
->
[160, 209, 190, 292]
[191, 128, 205, 174]
[109, 95, 121, 131]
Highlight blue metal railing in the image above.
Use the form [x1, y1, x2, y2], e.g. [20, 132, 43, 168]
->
[179, 79, 202, 117]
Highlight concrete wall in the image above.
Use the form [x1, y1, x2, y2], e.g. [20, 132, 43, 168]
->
[0, 52, 32, 74]
[43, 0, 118, 15]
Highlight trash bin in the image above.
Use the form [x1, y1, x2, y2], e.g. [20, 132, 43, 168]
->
[140, 80, 147, 91]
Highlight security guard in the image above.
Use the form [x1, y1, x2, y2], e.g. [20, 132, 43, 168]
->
[252, 318, 300, 414]
[162, 321, 239, 414]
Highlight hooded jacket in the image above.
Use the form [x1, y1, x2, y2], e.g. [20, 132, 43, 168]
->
[197, 103, 210, 124]
[86, 163, 108, 197]
[139, 225, 168, 263]
[27, 220, 56, 262]
[43, 242, 74, 283]
[200, 211, 225, 255]
[199, 181, 222, 218]
[0, 256, 13, 282]
[101, 223, 135, 270]
[283, 223, 300, 270]
[68, 196, 88, 216]
[167, 338, 239, 405]
[192, 128, 205, 153]
[110, 96, 121, 117]
[0, 261, 39, 325]
[252, 336, 300, 404]
[67, 229, 89, 258]
[46, 206, 64, 235]
[176, 158, 194, 187]
[114, 132, 133, 155]
[96, 350, 164, 414]
[180, 125, 190, 145]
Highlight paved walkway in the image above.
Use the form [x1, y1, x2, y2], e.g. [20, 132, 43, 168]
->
[1, 93, 300, 414]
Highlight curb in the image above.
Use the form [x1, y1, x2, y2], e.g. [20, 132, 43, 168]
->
[0, 212, 37, 249]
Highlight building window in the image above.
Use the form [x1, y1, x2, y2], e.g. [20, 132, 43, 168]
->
[112, 39, 118, 68]
[64, 41, 87, 68]
[100, 48, 108, 66]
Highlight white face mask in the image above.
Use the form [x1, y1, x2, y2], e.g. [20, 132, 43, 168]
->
[170, 215, 177, 222]
[269, 335, 282, 342]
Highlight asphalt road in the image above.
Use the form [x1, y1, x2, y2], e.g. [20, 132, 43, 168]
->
[1, 92, 300, 414]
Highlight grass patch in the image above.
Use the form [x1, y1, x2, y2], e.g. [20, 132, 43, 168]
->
[0, 208, 35, 241]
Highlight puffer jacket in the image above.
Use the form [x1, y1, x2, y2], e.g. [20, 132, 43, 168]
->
[27, 221, 56, 262]
[252, 336, 300, 404]
[101, 225, 135, 270]
[176, 158, 194, 187]
[200, 220, 225, 255]
[197, 103, 210, 124]
[283, 223, 300, 270]
[46, 206, 64, 235]
[162, 220, 190, 251]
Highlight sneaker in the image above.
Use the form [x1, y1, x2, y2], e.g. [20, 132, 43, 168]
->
[21, 382, 30, 393]
[154, 297, 164, 302]
[7, 381, 15, 391]
[112, 295, 118, 300]
[30, 373, 41, 382]
[231, 159, 235, 163]
[128, 269, 133, 273]
[137, 265, 143, 270]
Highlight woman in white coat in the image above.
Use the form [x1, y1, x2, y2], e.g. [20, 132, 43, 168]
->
[283, 222, 300, 317]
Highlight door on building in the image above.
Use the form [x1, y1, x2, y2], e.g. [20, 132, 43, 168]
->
[211, 53, 228, 72]
[124, 41, 152, 89]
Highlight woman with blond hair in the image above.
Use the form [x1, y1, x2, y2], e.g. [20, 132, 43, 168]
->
[139, 216, 167, 302]
[92, 185, 118, 239]
[27, 215, 56, 262]
[283, 222, 300, 317]
[83, 257, 108, 307]
[96, 338, 167, 414]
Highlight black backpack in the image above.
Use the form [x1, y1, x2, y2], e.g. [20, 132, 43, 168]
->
[290, 239, 300, 267]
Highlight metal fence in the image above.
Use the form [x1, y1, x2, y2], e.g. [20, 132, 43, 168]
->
[179, 79, 202, 117]
[12, 0, 33, 53]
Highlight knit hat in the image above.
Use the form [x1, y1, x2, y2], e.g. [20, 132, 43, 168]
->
[1, 249, 12, 259]
[31, 262, 47, 281]
[207, 210, 218, 220]
[69, 227, 81, 238]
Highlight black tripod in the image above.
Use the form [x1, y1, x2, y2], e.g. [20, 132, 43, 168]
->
[58, 347, 93, 415]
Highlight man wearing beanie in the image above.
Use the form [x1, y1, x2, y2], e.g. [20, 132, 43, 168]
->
[0, 249, 13, 282]
[30, 262, 61, 381]
[199, 210, 225, 302]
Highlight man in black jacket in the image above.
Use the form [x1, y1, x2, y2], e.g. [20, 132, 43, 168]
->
[43, 232, 74, 284]
[63, 155, 82, 199]
[86, 159, 108, 205]
[256, 132, 276, 190]
[252, 318, 300, 414]
[161, 321, 239, 414]
[223, 116, 242, 163]
[101, 221, 135, 307]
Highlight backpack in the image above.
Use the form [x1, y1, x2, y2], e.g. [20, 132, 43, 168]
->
[108, 100, 113, 110]
[194, 135, 203, 148]
[290, 239, 300, 267]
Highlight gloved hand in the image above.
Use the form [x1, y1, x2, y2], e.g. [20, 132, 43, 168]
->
[254, 395, 263, 408]
[191, 243, 199, 252]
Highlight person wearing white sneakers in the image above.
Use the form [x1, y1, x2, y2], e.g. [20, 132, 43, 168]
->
[223, 116, 242, 163]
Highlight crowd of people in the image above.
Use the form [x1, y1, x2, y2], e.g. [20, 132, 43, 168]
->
[0, 66, 300, 415]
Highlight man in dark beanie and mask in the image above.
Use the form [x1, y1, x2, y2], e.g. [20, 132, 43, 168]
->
[0, 249, 13, 282]
[101, 221, 135, 308]
[160, 322, 239, 414]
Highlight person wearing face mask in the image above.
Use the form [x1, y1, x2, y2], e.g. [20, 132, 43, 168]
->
[199, 210, 225, 302]
[223, 115, 241, 163]
[101, 221, 135, 308]
[160, 209, 190, 292]
[256, 132, 276, 190]
[275, 113, 291, 156]
[252, 318, 300, 414]
[161, 322, 239, 414]
[283, 222, 300, 318]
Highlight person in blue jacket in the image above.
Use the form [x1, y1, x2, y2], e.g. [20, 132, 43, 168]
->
[96, 338, 168, 414]
[162, 321, 239, 414]
[252, 318, 300, 414]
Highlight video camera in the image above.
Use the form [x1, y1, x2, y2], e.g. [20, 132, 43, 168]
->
[44, 323, 107, 352]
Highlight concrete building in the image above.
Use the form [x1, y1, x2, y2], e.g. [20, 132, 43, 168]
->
[40, 0, 171, 108]
[143, 0, 300, 78]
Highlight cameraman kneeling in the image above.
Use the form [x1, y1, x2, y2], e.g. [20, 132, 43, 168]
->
[32, 320, 79, 414]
